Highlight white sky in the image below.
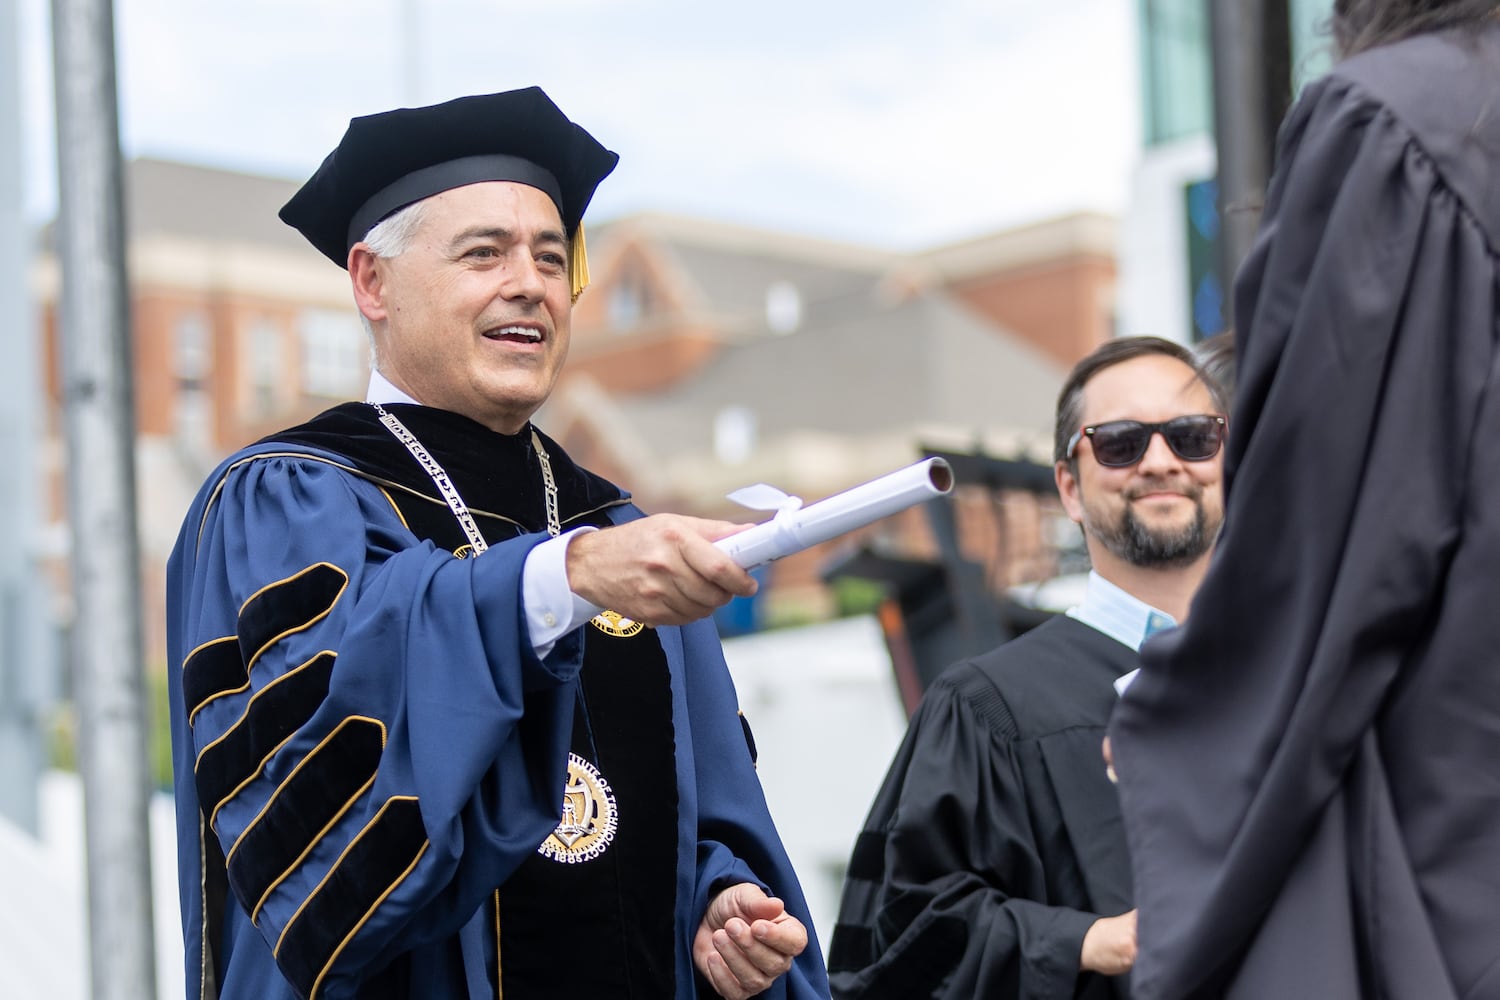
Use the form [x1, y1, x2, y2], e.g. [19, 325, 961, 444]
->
[17, 0, 1142, 251]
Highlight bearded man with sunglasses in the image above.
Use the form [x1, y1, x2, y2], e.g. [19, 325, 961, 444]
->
[827, 337, 1226, 1000]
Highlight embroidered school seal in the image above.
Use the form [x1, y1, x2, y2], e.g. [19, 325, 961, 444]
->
[538, 752, 619, 864]
[589, 610, 646, 637]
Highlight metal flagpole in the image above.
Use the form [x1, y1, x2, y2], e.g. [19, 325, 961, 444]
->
[50, 0, 158, 996]
[400, 0, 423, 105]
[0, 0, 53, 838]
[1208, 0, 1293, 286]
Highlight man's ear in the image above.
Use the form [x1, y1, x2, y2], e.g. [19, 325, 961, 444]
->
[348, 245, 388, 323]
[1055, 460, 1085, 525]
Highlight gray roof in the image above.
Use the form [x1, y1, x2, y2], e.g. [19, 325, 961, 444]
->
[127, 157, 310, 250]
[614, 288, 1063, 461]
[589, 214, 901, 337]
[647, 236, 888, 321]
[43, 158, 312, 255]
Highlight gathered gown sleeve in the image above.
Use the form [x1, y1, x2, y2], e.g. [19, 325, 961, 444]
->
[1108, 59, 1499, 1000]
[828, 674, 1099, 999]
[167, 452, 586, 999]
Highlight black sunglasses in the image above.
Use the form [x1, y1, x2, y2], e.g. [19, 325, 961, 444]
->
[1066, 414, 1226, 468]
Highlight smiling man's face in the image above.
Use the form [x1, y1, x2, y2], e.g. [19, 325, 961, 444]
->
[353, 180, 573, 435]
[1057, 354, 1225, 571]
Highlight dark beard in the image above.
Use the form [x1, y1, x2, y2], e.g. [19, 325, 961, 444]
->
[1095, 495, 1213, 569]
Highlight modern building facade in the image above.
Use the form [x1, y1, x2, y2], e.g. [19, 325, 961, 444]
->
[1120, 0, 1334, 345]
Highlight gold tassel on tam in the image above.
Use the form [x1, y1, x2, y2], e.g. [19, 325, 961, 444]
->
[570, 222, 591, 302]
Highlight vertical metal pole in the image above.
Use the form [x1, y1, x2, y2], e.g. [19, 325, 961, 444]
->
[400, 0, 421, 104]
[1209, 0, 1293, 286]
[50, 0, 158, 998]
[0, 0, 50, 837]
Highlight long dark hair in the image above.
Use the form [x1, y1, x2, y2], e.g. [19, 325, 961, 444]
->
[1333, 0, 1500, 57]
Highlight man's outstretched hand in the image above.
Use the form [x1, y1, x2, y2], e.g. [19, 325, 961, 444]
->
[693, 882, 807, 999]
[565, 514, 757, 627]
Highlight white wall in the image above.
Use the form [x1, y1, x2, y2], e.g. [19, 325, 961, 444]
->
[0, 772, 184, 1000]
[721, 615, 909, 955]
[1117, 134, 1216, 345]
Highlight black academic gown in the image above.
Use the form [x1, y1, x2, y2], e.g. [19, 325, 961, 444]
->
[829, 616, 1135, 999]
[1109, 24, 1500, 1000]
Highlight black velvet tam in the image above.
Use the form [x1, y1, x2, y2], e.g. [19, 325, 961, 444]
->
[279, 87, 619, 267]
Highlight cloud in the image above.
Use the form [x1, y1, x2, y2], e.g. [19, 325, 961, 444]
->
[20, 0, 1141, 248]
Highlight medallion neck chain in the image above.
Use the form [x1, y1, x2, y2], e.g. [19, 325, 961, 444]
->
[531, 429, 562, 538]
[370, 402, 561, 553]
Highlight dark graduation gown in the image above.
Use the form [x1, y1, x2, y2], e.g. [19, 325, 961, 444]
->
[1108, 24, 1500, 1000]
[164, 402, 830, 1000]
[828, 616, 1135, 999]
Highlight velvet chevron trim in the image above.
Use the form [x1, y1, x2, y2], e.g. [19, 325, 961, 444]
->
[493, 890, 503, 1000]
[738, 710, 758, 766]
[184, 563, 348, 727]
[825, 923, 873, 975]
[183, 636, 245, 728]
[273, 796, 429, 1000]
[195, 651, 338, 831]
[226, 716, 387, 924]
[198, 812, 229, 1000]
[238, 562, 348, 672]
[844, 830, 887, 883]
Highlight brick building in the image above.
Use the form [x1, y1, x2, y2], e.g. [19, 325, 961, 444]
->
[37, 159, 365, 664]
[35, 159, 1116, 664]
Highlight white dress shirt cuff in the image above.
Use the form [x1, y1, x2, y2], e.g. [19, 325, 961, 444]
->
[522, 527, 603, 658]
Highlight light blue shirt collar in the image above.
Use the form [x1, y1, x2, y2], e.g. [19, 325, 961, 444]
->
[365, 369, 420, 406]
[1065, 570, 1177, 652]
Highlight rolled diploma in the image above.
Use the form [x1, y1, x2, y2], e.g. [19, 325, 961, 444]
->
[714, 457, 954, 569]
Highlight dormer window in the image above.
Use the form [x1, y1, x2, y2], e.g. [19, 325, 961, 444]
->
[714, 406, 757, 465]
[608, 262, 653, 332]
[765, 281, 802, 335]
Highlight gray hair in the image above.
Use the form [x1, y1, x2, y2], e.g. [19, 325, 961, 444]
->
[362, 200, 428, 259]
[356, 200, 429, 354]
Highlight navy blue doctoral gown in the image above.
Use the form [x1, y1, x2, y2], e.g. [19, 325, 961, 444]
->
[165, 436, 829, 1000]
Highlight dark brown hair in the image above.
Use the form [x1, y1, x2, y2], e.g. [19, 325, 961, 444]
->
[1193, 330, 1237, 413]
[1053, 337, 1228, 464]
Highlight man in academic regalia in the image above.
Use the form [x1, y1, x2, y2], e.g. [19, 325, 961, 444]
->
[164, 88, 828, 1000]
[1108, 4, 1500, 998]
[827, 337, 1228, 999]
